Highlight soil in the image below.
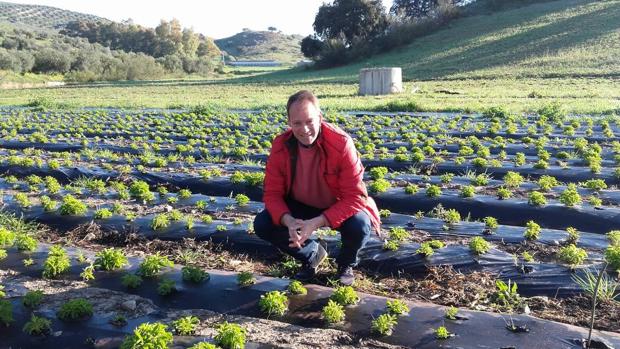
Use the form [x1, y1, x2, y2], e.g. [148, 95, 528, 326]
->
[36, 222, 620, 332]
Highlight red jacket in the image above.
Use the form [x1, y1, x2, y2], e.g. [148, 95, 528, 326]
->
[263, 121, 381, 235]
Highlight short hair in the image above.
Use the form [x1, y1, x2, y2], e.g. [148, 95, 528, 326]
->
[286, 90, 320, 117]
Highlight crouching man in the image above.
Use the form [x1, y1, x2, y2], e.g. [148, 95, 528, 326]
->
[253, 90, 381, 285]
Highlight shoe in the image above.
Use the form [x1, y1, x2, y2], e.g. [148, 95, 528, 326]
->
[337, 266, 355, 286]
[294, 244, 328, 281]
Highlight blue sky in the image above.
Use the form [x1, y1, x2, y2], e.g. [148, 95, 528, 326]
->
[9, 0, 394, 39]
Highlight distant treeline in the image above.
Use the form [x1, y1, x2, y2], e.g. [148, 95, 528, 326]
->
[0, 19, 223, 82]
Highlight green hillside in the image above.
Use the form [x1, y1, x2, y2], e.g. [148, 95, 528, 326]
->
[0, 1, 109, 31]
[251, 0, 620, 83]
[215, 30, 304, 64]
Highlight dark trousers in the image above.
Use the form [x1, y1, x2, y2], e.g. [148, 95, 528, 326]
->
[253, 198, 372, 268]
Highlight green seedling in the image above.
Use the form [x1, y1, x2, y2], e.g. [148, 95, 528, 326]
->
[22, 290, 44, 308]
[469, 237, 491, 255]
[172, 315, 199, 335]
[214, 322, 246, 349]
[22, 315, 52, 336]
[182, 266, 210, 283]
[121, 274, 143, 289]
[322, 299, 345, 324]
[371, 313, 398, 336]
[258, 290, 288, 317]
[120, 322, 173, 349]
[95, 248, 128, 271]
[138, 254, 173, 278]
[57, 298, 93, 321]
[42, 245, 70, 279]
[287, 280, 308, 295]
[386, 299, 409, 315]
[331, 286, 360, 305]
[237, 271, 256, 287]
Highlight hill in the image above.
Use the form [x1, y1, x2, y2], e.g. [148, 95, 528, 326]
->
[215, 30, 304, 64]
[0, 1, 109, 31]
[250, 0, 620, 83]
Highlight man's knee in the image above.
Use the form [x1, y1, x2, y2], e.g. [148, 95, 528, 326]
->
[253, 210, 275, 240]
[340, 211, 372, 242]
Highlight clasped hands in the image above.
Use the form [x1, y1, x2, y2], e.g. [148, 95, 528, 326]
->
[281, 213, 326, 249]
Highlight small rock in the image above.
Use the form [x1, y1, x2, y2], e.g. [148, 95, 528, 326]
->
[121, 300, 137, 311]
[52, 331, 63, 337]
[523, 304, 531, 314]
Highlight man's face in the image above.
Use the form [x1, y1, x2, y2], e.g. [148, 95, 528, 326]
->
[288, 100, 322, 146]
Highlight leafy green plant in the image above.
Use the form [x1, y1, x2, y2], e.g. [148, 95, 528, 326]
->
[435, 326, 451, 339]
[57, 298, 93, 321]
[40, 196, 57, 212]
[138, 254, 174, 278]
[503, 171, 523, 188]
[383, 239, 400, 251]
[182, 266, 210, 283]
[157, 278, 176, 296]
[288, 280, 307, 295]
[415, 242, 434, 257]
[178, 189, 192, 199]
[0, 299, 13, 326]
[444, 306, 459, 320]
[331, 286, 360, 306]
[386, 299, 409, 315]
[460, 185, 475, 198]
[484, 216, 498, 231]
[172, 315, 199, 335]
[120, 322, 173, 349]
[259, 290, 288, 317]
[572, 268, 619, 302]
[59, 195, 88, 215]
[369, 167, 388, 180]
[214, 322, 246, 349]
[588, 196, 603, 207]
[42, 245, 70, 279]
[237, 271, 256, 287]
[235, 193, 250, 206]
[528, 191, 547, 206]
[469, 237, 490, 255]
[379, 209, 391, 218]
[15, 234, 37, 251]
[521, 251, 535, 262]
[129, 180, 155, 202]
[0, 228, 15, 247]
[22, 314, 52, 336]
[94, 208, 113, 219]
[80, 264, 95, 281]
[151, 214, 170, 230]
[121, 274, 143, 289]
[14, 192, 32, 208]
[322, 299, 345, 324]
[371, 313, 398, 336]
[404, 183, 419, 194]
[426, 185, 442, 198]
[538, 175, 558, 191]
[95, 248, 128, 271]
[496, 187, 512, 200]
[607, 231, 620, 246]
[524, 221, 541, 241]
[388, 227, 408, 242]
[442, 209, 460, 226]
[557, 244, 588, 267]
[22, 290, 44, 308]
[566, 227, 580, 244]
[583, 179, 607, 191]
[605, 246, 620, 272]
[369, 178, 391, 193]
[559, 184, 582, 207]
[490, 279, 522, 311]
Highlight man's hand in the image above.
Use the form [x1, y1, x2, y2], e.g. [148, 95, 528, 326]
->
[282, 214, 304, 249]
[296, 215, 327, 247]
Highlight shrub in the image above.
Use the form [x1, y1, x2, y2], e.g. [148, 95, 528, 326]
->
[369, 178, 391, 193]
[538, 175, 558, 191]
[386, 299, 409, 315]
[259, 290, 288, 317]
[59, 195, 88, 215]
[182, 266, 210, 283]
[22, 290, 44, 308]
[95, 248, 128, 271]
[57, 298, 93, 321]
[435, 326, 451, 339]
[288, 280, 307, 295]
[445, 306, 458, 320]
[121, 274, 143, 289]
[426, 185, 442, 198]
[331, 286, 359, 305]
[528, 191, 547, 206]
[214, 322, 246, 349]
[503, 171, 523, 188]
[460, 185, 475, 198]
[559, 184, 582, 207]
[23, 314, 52, 335]
[237, 271, 256, 287]
[469, 237, 490, 255]
[0, 299, 13, 326]
[608, 231, 620, 246]
[557, 244, 588, 267]
[172, 315, 199, 335]
[604, 246, 620, 272]
[322, 299, 345, 324]
[151, 214, 170, 230]
[524, 221, 541, 240]
[157, 278, 176, 296]
[42, 245, 71, 279]
[371, 313, 398, 336]
[94, 208, 113, 219]
[497, 187, 512, 200]
[404, 183, 419, 194]
[129, 180, 155, 202]
[138, 254, 173, 278]
[369, 167, 388, 180]
[235, 193, 250, 206]
[120, 322, 173, 349]
[566, 227, 580, 244]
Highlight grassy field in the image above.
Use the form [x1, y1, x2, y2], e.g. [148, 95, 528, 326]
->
[0, 0, 618, 114]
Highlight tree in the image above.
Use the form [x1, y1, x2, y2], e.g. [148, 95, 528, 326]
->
[300, 35, 325, 59]
[313, 0, 388, 46]
[390, 0, 465, 18]
[268, 26, 277, 32]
